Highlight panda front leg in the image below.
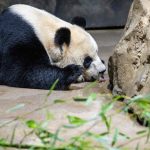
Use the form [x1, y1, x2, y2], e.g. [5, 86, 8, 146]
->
[23, 64, 83, 90]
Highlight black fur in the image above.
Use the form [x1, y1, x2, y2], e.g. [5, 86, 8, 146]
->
[71, 16, 86, 28]
[101, 60, 105, 64]
[83, 56, 93, 69]
[136, 116, 149, 127]
[54, 27, 71, 47]
[0, 9, 82, 90]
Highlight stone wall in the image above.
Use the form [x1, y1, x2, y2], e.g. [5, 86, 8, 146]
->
[0, 0, 56, 13]
[0, 0, 132, 28]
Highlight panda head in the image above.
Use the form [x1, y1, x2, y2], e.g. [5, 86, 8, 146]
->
[52, 17, 106, 82]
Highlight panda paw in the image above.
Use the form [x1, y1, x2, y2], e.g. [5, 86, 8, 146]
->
[77, 75, 85, 82]
[63, 64, 83, 84]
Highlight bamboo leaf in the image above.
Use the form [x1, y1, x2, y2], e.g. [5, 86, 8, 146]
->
[67, 115, 87, 126]
[112, 128, 119, 146]
[136, 130, 147, 135]
[47, 79, 59, 97]
[6, 103, 25, 113]
[54, 99, 66, 104]
[84, 81, 98, 90]
[119, 132, 130, 139]
[0, 138, 7, 144]
[10, 125, 17, 144]
[26, 120, 38, 129]
[86, 93, 97, 105]
[73, 97, 87, 102]
[101, 102, 114, 114]
[135, 143, 140, 150]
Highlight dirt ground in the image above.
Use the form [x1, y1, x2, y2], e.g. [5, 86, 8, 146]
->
[0, 30, 150, 149]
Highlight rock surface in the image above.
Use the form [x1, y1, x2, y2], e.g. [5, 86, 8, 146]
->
[109, 0, 150, 97]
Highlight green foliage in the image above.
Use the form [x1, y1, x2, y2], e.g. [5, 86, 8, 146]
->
[47, 79, 59, 96]
[99, 102, 114, 132]
[54, 99, 66, 104]
[112, 128, 119, 146]
[73, 93, 97, 103]
[73, 97, 87, 102]
[45, 79, 59, 101]
[0, 138, 7, 145]
[84, 81, 99, 90]
[112, 95, 127, 102]
[6, 103, 25, 113]
[26, 120, 38, 129]
[124, 94, 150, 126]
[85, 93, 97, 105]
[67, 115, 87, 126]
[0, 82, 150, 150]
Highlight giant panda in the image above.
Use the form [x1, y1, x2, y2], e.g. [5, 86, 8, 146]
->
[0, 4, 106, 90]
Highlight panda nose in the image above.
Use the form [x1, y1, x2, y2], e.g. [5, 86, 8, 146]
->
[99, 69, 106, 74]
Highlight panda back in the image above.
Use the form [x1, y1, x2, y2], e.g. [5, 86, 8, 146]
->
[0, 7, 50, 66]
[9, 4, 71, 53]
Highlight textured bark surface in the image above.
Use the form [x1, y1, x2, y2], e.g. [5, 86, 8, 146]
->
[108, 0, 150, 97]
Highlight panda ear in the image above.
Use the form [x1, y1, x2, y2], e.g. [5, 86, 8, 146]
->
[55, 27, 71, 47]
[71, 16, 86, 28]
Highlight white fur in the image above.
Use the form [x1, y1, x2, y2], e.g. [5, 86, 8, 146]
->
[86, 56, 106, 80]
[10, 4, 71, 62]
[9, 4, 106, 81]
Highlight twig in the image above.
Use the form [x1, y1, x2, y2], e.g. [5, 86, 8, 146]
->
[0, 103, 54, 128]
[0, 143, 65, 150]
[117, 133, 148, 148]
[50, 127, 62, 149]
[68, 119, 100, 146]
[19, 130, 34, 145]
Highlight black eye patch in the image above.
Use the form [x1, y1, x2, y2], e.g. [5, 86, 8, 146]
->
[83, 56, 93, 69]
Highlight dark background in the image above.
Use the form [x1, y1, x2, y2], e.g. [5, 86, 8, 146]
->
[0, 0, 133, 28]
